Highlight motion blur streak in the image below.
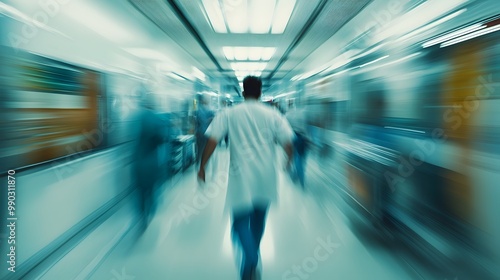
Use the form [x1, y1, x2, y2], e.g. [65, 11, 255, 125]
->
[0, 0, 499, 279]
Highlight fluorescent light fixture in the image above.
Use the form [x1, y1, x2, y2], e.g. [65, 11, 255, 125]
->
[234, 71, 246, 77]
[250, 0, 276, 33]
[223, 47, 235, 60]
[124, 48, 170, 61]
[223, 47, 276, 61]
[202, 0, 227, 33]
[441, 24, 500, 47]
[262, 48, 276, 60]
[225, 0, 248, 33]
[397, 8, 467, 43]
[272, 0, 296, 34]
[234, 47, 248, 60]
[202, 0, 295, 34]
[248, 47, 263, 60]
[231, 62, 267, 71]
[422, 23, 485, 48]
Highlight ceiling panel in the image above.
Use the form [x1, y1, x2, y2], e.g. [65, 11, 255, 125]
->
[130, 0, 216, 70]
[278, 0, 372, 77]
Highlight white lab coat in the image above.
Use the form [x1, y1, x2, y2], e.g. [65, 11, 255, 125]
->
[206, 100, 294, 213]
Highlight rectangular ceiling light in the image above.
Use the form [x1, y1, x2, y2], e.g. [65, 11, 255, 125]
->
[250, 0, 276, 33]
[234, 47, 248, 60]
[235, 71, 247, 78]
[261, 48, 276, 60]
[202, 0, 227, 33]
[248, 47, 263, 60]
[230, 62, 267, 71]
[271, 0, 296, 34]
[223, 47, 276, 61]
[225, 0, 248, 33]
[203, 0, 295, 34]
[222, 47, 235, 60]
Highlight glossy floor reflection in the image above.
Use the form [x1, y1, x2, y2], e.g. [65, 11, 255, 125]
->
[87, 148, 421, 280]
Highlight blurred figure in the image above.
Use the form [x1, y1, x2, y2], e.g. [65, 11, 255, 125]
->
[286, 106, 310, 188]
[195, 95, 215, 163]
[197, 76, 294, 280]
[133, 91, 164, 231]
[220, 97, 232, 147]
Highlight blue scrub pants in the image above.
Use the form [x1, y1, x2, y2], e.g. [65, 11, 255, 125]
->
[232, 205, 268, 279]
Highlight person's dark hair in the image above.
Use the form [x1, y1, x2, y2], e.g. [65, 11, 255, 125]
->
[242, 76, 262, 99]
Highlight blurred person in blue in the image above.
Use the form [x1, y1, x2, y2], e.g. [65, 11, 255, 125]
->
[286, 105, 310, 188]
[197, 76, 294, 280]
[133, 91, 164, 232]
[195, 94, 215, 163]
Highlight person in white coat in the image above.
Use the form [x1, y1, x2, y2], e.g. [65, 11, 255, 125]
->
[197, 76, 294, 280]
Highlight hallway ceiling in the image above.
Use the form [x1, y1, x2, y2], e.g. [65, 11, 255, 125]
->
[129, 0, 372, 92]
